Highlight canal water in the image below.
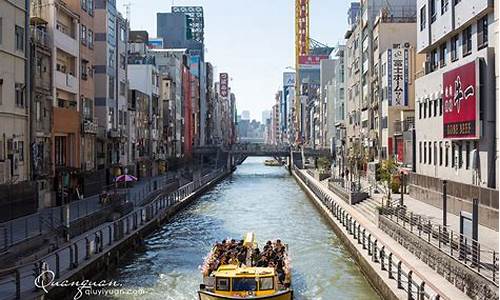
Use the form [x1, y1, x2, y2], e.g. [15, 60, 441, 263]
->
[105, 157, 379, 300]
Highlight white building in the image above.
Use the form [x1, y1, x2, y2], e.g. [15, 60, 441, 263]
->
[415, 0, 497, 189]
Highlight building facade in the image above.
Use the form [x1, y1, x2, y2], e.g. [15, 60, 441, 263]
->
[415, 0, 497, 189]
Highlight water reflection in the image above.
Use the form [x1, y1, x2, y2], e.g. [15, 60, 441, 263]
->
[105, 157, 379, 300]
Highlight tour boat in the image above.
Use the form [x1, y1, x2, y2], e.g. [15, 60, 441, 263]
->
[198, 232, 292, 300]
[264, 159, 283, 167]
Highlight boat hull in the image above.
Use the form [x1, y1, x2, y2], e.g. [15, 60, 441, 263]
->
[198, 290, 293, 300]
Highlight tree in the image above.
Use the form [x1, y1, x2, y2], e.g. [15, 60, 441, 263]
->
[316, 156, 331, 173]
[378, 159, 399, 206]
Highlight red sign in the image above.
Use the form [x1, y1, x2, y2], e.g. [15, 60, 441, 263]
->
[298, 55, 329, 66]
[442, 60, 480, 139]
[219, 73, 228, 98]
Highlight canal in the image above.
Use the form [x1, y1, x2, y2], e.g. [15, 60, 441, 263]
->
[105, 157, 379, 299]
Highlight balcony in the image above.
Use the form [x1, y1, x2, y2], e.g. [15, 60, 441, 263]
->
[55, 71, 78, 94]
[31, 26, 49, 48]
[55, 23, 78, 56]
[393, 118, 415, 135]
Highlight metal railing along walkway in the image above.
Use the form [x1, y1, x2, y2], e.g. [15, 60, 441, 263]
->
[381, 204, 499, 285]
[0, 169, 225, 300]
[295, 167, 442, 300]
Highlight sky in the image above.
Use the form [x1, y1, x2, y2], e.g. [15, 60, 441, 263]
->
[116, 0, 350, 121]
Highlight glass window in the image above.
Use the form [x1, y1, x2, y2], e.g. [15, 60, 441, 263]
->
[462, 26, 472, 56]
[420, 6, 426, 31]
[81, 25, 87, 45]
[445, 143, 449, 166]
[441, 0, 449, 14]
[458, 142, 463, 168]
[15, 83, 24, 107]
[451, 143, 455, 167]
[439, 142, 443, 165]
[88, 30, 94, 48]
[232, 278, 257, 292]
[419, 142, 422, 163]
[439, 97, 443, 115]
[88, 0, 94, 15]
[423, 142, 427, 164]
[477, 16, 488, 49]
[450, 35, 459, 61]
[216, 277, 229, 291]
[430, 49, 438, 71]
[81, 0, 86, 11]
[15, 25, 24, 51]
[434, 99, 438, 117]
[259, 277, 274, 291]
[430, 0, 437, 23]
[439, 43, 447, 67]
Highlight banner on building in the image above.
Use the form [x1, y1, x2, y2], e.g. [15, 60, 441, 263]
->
[147, 38, 164, 49]
[219, 73, 228, 98]
[442, 60, 480, 139]
[298, 55, 329, 70]
[387, 48, 409, 106]
[190, 55, 201, 78]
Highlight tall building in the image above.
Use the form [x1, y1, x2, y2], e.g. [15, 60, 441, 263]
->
[241, 110, 250, 120]
[66, 0, 99, 196]
[319, 59, 336, 148]
[0, 0, 34, 219]
[282, 72, 295, 144]
[261, 110, 271, 124]
[94, 1, 129, 184]
[30, 7, 53, 207]
[345, 0, 417, 172]
[414, 0, 497, 189]
[157, 7, 207, 147]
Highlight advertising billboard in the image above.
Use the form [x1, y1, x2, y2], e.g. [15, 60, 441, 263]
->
[298, 55, 329, 69]
[219, 73, 228, 98]
[442, 60, 480, 139]
[190, 55, 200, 78]
[387, 48, 409, 106]
[147, 38, 164, 49]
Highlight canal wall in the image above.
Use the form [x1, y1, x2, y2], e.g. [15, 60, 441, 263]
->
[292, 170, 402, 300]
[291, 168, 470, 300]
[10, 168, 232, 300]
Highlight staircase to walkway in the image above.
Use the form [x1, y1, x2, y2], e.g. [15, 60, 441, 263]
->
[353, 197, 381, 222]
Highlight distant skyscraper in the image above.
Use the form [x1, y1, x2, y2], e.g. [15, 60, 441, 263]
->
[241, 110, 251, 120]
[261, 110, 271, 124]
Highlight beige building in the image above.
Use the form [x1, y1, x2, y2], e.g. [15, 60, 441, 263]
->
[0, 0, 30, 184]
[32, 0, 82, 205]
[67, 0, 97, 186]
[371, 16, 418, 164]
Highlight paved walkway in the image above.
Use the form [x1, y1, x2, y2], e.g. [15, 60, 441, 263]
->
[353, 176, 499, 252]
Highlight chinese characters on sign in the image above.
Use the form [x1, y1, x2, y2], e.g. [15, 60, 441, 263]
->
[387, 48, 409, 106]
[443, 60, 479, 139]
[219, 73, 228, 98]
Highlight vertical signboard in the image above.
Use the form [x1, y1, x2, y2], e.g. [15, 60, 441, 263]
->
[442, 60, 480, 139]
[219, 73, 228, 98]
[387, 48, 409, 106]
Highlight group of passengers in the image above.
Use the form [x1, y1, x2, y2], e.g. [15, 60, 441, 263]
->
[252, 240, 287, 283]
[207, 239, 248, 273]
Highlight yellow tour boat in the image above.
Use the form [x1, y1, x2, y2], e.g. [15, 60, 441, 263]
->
[198, 232, 292, 300]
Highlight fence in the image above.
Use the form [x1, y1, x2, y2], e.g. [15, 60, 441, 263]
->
[294, 166, 441, 300]
[0, 173, 179, 252]
[0, 168, 225, 300]
[381, 204, 499, 286]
